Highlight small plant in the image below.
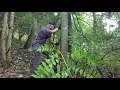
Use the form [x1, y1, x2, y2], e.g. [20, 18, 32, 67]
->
[32, 53, 69, 78]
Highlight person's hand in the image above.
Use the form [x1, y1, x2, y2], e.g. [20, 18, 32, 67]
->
[54, 42, 60, 46]
[51, 28, 58, 33]
[58, 24, 61, 29]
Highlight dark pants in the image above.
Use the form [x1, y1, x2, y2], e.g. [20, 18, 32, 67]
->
[32, 44, 41, 72]
[32, 44, 52, 72]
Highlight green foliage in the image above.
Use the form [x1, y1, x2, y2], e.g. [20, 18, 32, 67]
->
[32, 53, 69, 78]
[9, 12, 120, 78]
[37, 44, 54, 52]
[32, 49, 102, 78]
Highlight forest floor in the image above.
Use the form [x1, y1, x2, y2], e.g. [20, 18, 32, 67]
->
[0, 43, 120, 78]
[0, 44, 34, 78]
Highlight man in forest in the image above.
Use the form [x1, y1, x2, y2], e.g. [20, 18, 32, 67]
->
[32, 21, 60, 72]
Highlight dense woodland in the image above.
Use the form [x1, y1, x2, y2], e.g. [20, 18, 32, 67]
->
[0, 12, 120, 78]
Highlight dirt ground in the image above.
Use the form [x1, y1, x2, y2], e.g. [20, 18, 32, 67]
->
[0, 44, 34, 78]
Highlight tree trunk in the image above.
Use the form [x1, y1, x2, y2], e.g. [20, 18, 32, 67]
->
[93, 12, 97, 35]
[0, 28, 1, 38]
[1, 12, 8, 68]
[18, 30, 23, 45]
[108, 12, 111, 19]
[6, 12, 14, 68]
[23, 18, 37, 49]
[60, 12, 68, 57]
[68, 12, 72, 53]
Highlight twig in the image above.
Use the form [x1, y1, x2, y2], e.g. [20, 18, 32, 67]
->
[71, 12, 89, 42]
[76, 12, 93, 28]
[58, 50, 73, 77]
[100, 47, 120, 61]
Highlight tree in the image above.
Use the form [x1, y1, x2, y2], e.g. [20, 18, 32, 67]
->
[1, 12, 8, 68]
[23, 18, 37, 49]
[68, 12, 72, 53]
[60, 12, 68, 57]
[93, 12, 97, 35]
[6, 12, 14, 68]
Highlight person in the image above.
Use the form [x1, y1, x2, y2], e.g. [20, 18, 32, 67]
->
[32, 21, 59, 72]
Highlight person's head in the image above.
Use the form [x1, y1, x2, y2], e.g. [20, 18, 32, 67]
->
[47, 21, 56, 30]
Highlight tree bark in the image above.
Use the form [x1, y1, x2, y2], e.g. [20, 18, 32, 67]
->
[93, 12, 97, 35]
[1, 12, 8, 68]
[68, 12, 72, 53]
[6, 12, 14, 68]
[23, 18, 37, 49]
[60, 12, 68, 57]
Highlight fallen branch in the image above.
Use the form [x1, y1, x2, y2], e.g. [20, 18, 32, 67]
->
[100, 47, 120, 61]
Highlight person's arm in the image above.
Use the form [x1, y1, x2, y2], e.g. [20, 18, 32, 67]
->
[47, 38, 55, 45]
[50, 28, 58, 33]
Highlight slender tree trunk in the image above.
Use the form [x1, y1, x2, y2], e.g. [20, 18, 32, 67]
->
[108, 12, 111, 19]
[68, 12, 72, 53]
[6, 12, 14, 68]
[0, 29, 1, 37]
[18, 30, 23, 45]
[60, 12, 68, 57]
[1, 12, 8, 68]
[93, 12, 97, 35]
[23, 18, 37, 49]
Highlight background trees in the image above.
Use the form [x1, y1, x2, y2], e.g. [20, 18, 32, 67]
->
[0, 12, 120, 78]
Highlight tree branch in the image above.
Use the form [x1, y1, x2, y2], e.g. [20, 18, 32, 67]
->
[100, 47, 120, 61]
[76, 12, 93, 28]
[72, 12, 89, 42]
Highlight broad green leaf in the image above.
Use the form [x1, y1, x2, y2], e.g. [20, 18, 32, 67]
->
[46, 59, 50, 64]
[44, 71, 50, 77]
[52, 59, 56, 65]
[86, 74, 90, 78]
[31, 74, 40, 78]
[80, 69, 84, 75]
[49, 63, 53, 69]
[57, 64, 60, 73]
[41, 74, 46, 78]
[52, 75, 56, 78]
[42, 62, 47, 68]
[72, 66, 75, 71]
[46, 67, 51, 73]
[96, 73, 101, 78]
[56, 59, 59, 63]
[75, 68, 79, 74]
[65, 71, 69, 77]
[56, 73, 60, 78]
[54, 54, 58, 58]
[67, 68, 71, 73]
[51, 69, 55, 74]
[35, 71, 40, 75]
[83, 72, 87, 77]
[39, 65, 44, 70]
[61, 72, 65, 78]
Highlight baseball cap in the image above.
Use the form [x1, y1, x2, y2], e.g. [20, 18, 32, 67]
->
[49, 21, 56, 27]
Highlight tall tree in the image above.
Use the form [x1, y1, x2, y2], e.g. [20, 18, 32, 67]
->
[93, 12, 97, 35]
[60, 12, 68, 57]
[6, 12, 14, 68]
[1, 12, 8, 68]
[23, 18, 37, 49]
[68, 12, 72, 53]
